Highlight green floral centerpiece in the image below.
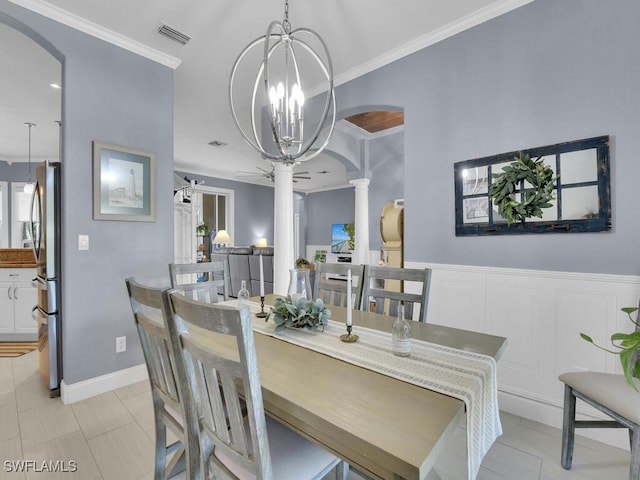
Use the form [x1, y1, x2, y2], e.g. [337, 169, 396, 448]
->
[266, 295, 331, 332]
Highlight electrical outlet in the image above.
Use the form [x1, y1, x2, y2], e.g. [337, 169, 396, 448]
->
[116, 336, 126, 353]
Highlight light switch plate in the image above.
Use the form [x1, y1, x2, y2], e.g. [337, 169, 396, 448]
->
[78, 234, 89, 251]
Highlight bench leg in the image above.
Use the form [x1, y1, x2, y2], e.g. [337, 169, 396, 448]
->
[631, 426, 640, 480]
[561, 384, 576, 470]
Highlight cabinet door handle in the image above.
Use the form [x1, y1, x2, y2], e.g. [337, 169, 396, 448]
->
[13, 286, 18, 300]
[7, 287, 12, 300]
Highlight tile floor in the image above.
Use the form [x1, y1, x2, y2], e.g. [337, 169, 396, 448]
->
[0, 351, 631, 479]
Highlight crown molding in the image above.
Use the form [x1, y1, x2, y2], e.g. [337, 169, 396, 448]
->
[8, 0, 182, 69]
[333, 0, 534, 88]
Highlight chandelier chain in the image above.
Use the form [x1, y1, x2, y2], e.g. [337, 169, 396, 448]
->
[283, 0, 291, 33]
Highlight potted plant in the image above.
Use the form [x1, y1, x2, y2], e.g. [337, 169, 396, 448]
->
[195, 223, 208, 235]
[581, 307, 640, 389]
[295, 257, 314, 270]
[266, 295, 331, 332]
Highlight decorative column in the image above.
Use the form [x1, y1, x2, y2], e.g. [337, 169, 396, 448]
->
[349, 178, 370, 266]
[273, 162, 295, 295]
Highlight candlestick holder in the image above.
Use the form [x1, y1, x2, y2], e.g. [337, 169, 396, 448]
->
[340, 324, 359, 343]
[255, 296, 268, 318]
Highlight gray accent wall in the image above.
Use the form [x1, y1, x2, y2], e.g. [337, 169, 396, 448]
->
[1, 1, 174, 384]
[306, 187, 355, 246]
[333, 0, 639, 275]
[175, 171, 275, 246]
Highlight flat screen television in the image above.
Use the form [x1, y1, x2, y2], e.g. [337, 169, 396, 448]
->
[331, 223, 355, 254]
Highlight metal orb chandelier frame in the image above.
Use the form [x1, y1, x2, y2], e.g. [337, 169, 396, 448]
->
[229, 0, 336, 165]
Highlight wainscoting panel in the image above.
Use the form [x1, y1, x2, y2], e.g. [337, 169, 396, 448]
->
[407, 261, 640, 450]
[486, 274, 540, 375]
[427, 269, 486, 332]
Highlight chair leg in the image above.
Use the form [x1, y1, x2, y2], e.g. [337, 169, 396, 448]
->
[561, 384, 576, 470]
[336, 461, 349, 480]
[151, 395, 167, 480]
[630, 426, 640, 480]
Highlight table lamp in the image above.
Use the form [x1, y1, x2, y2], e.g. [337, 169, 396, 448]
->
[213, 229, 232, 248]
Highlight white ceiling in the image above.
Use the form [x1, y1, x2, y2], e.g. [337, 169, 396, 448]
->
[1, 0, 532, 191]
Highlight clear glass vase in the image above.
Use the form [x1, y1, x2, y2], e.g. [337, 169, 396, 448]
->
[288, 268, 311, 301]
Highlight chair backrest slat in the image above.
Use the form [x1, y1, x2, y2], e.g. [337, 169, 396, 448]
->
[126, 279, 181, 408]
[166, 291, 273, 478]
[362, 266, 432, 322]
[313, 263, 365, 309]
[169, 261, 230, 302]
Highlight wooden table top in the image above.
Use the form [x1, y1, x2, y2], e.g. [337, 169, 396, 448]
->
[244, 295, 507, 480]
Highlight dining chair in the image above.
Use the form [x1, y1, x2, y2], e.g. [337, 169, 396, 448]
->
[169, 260, 230, 302]
[313, 262, 365, 310]
[362, 265, 432, 322]
[165, 291, 348, 480]
[558, 371, 640, 479]
[559, 305, 640, 479]
[124, 277, 199, 480]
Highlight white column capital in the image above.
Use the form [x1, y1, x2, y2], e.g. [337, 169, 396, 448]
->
[349, 177, 370, 189]
[273, 162, 294, 175]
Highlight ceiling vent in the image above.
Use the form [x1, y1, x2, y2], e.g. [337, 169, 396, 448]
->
[157, 23, 191, 45]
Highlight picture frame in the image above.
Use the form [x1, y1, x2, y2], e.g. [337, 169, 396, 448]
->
[93, 141, 156, 221]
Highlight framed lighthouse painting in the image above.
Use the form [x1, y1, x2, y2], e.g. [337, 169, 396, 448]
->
[93, 141, 156, 222]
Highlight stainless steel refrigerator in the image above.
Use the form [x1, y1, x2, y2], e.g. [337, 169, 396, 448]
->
[30, 160, 62, 397]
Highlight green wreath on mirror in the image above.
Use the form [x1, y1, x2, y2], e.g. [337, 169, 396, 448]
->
[488, 152, 556, 225]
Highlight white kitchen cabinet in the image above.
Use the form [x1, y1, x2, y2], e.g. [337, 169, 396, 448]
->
[0, 268, 37, 338]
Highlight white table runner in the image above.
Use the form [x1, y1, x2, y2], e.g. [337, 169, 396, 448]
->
[236, 300, 502, 480]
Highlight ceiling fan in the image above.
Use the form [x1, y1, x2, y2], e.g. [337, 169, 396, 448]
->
[237, 166, 311, 183]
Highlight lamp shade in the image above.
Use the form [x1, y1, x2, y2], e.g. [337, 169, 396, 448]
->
[257, 237, 268, 248]
[213, 230, 232, 245]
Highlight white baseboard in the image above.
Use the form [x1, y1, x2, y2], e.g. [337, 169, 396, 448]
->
[61, 363, 148, 405]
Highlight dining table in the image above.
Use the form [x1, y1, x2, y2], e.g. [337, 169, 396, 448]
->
[226, 294, 507, 480]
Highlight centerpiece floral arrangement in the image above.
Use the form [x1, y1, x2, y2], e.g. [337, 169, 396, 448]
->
[581, 307, 640, 390]
[266, 295, 331, 332]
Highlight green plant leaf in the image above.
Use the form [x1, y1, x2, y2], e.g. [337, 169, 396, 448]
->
[619, 348, 638, 390]
[580, 333, 594, 343]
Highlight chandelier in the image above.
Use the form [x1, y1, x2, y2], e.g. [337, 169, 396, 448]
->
[229, 0, 335, 164]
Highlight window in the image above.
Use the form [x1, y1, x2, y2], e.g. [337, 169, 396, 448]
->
[454, 136, 611, 236]
[192, 185, 234, 240]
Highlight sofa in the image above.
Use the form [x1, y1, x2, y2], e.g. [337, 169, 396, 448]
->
[212, 246, 274, 298]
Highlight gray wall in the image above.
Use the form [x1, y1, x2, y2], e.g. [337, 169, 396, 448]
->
[306, 187, 355, 246]
[1, 2, 175, 383]
[333, 0, 639, 275]
[0, 162, 32, 243]
[368, 133, 404, 251]
[0, 162, 30, 181]
[175, 171, 274, 246]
